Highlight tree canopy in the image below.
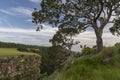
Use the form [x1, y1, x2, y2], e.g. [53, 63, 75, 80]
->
[50, 27, 81, 51]
[32, 0, 120, 53]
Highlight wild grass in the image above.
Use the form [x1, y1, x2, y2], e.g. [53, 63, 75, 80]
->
[0, 48, 40, 57]
[42, 45, 120, 80]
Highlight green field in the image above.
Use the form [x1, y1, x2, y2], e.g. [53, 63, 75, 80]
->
[0, 48, 40, 57]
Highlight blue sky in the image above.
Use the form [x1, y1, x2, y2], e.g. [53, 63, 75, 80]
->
[0, 0, 120, 51]
[0, 0, 40, 29]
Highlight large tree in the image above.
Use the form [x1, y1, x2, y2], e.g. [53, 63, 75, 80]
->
[32, 0, 120, 53]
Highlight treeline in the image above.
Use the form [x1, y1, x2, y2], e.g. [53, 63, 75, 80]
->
[0, 41, 48, 53]
[0, 41, 46, 48]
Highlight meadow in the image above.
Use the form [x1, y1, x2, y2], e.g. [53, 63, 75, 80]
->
[0, 48, 39, 57]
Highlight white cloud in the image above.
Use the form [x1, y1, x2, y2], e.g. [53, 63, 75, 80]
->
[25, 19, 32, 22]
[0, 26, 120, 51]
[0, 9, 14, 15]
[0, 26, 57, 36]
[75, 31, 120, 47]
[29, 0, 41, 3]
[0, 26, 57, 47]
[11, 7, 33, 17]
[0, 7, 33, 17]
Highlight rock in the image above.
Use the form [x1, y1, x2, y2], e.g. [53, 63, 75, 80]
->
[101, 53, 113, 64]
[0, 55, 41, 79]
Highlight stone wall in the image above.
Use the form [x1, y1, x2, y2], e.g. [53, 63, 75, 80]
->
[0, 55, 41, 80]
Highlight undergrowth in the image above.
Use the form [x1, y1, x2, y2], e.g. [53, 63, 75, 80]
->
[42, 43, 120, 80]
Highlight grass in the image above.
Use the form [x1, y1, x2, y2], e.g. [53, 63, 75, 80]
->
[0, 48, 40, 57]
[42, 46, 120, 80]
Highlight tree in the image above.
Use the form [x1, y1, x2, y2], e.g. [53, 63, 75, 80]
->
[40, 46, 66, 75]
[50, 27, 81, 53]
[32, 0, 120, 53]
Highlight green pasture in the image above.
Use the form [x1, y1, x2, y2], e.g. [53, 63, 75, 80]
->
[0, 48, 40, 57]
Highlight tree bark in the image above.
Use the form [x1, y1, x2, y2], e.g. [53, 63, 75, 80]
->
[95, 28, 103, 53]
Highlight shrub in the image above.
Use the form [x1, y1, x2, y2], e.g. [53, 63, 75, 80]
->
[114, 42, 120, 52]
[81, 47, 97, 55]
[17, 47, 28, 52]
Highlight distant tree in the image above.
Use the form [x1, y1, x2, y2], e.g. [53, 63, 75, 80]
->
[32, 0, 120, 53]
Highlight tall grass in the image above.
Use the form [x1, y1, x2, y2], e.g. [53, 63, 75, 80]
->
[42, 45, 120, 80]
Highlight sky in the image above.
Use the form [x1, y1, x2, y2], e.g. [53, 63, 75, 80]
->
[0, 0, 120, 52]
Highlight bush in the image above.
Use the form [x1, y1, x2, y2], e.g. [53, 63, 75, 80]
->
[81, 47, 97, 55]
[42, 44, 120, 80]
[74, 52, 82, 58]
[30, 49, 40, 53]
[17, 47, 28, 52]
[114, 42, 120, 52]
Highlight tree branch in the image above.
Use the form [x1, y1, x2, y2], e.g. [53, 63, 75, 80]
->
[100, 6, 112, 29]
[95, 1, 103, 21]
[112, 3, 120, 11]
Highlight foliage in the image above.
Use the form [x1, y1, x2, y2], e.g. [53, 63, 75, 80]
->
[74, 46, 97, 58]
[50, 28, 80, 51]
[110, 17, 120, 36]
[40, 46, 67, 75]
[114, 42, 120, 52]
[81, 47, 97, 55]
[114, 42, 120, 48]
[42, 44, 120, 80]
[32, 0, 120, 53]
[17, 47, 28, 52]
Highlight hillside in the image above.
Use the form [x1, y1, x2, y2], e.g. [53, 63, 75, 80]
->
[42, 44, 120, 80]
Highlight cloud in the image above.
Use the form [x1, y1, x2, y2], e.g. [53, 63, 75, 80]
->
[0, 26, 57, 46]
[0, 26, 120, 51]
[11, 7, 33, 17]
[75, 31, 120, 46]
[0, 9, 14, 15]
[29, 0, 41, 3]
[25, 19, 32, 22]
[0, 7, 33, 17]
[0, 18, 15, 28]
[0, 26, 57, 35]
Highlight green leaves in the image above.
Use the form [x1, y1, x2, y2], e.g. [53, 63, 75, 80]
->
[32, 0, 120, 52]
[110, 17, 120, 36]
[50, 27, 81, 50]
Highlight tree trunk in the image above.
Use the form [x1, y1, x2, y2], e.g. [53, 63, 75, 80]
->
[95, 28, 103, 53]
